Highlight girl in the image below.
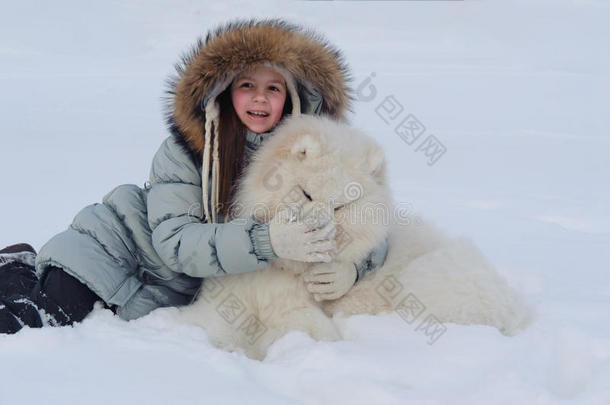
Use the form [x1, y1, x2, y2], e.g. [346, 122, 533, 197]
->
[0, 19, 387, 334]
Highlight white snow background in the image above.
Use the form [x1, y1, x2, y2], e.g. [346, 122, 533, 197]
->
[1, 1, 609, 404]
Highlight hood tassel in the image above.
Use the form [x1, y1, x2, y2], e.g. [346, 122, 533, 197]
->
[211, 118, 220, 223]
[202, 100, 220, 223]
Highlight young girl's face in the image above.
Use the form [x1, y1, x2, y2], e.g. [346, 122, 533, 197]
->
[231, 66, 287, 134]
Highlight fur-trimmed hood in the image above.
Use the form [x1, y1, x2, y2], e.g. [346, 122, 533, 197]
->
[165, 18, 353, 159]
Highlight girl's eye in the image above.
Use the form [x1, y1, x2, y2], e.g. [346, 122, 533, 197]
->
[334, 204, 345, 212]
[240, 82, 253, 88]
[269, 86, 280, 92]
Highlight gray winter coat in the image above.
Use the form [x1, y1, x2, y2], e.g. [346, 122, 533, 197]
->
[35, 19, 387, 320]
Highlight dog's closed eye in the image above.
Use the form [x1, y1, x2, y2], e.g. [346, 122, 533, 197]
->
[301, 188, 313, 202]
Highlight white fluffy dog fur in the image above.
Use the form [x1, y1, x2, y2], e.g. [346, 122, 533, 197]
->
[179, 115, 531, 360]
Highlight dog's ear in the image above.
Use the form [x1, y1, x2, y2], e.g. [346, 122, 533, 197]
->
[290, 134, 321, 161]
[365, 144, 386, 184]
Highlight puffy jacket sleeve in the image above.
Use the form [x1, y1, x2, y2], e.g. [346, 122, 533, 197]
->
[147, 137, 272, 278]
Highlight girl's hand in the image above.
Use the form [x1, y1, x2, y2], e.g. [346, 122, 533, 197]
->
[269, 202, 336, 263]
[303, 262, 357, 301]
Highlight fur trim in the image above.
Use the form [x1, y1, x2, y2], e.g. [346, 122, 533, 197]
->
[164, 18, 353, 157]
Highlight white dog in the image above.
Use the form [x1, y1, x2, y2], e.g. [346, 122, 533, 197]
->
[180, 115, 530, 360]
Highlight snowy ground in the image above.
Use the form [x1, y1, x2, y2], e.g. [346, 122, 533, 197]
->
[1, 1, 609, 404]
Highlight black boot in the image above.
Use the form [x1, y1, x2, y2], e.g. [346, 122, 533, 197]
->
[0, 243, 42, 333]
[0, 243, 38, 298]
[1, 244, 101, 334]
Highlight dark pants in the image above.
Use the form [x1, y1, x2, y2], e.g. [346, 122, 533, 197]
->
[0, 261, 102, 334]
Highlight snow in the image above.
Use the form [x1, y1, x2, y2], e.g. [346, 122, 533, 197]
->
[1, 0, 609, 404]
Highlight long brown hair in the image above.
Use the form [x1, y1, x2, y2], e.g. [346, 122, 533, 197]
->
[216, 88, 246, 219]
[215, 85, 294, 219]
